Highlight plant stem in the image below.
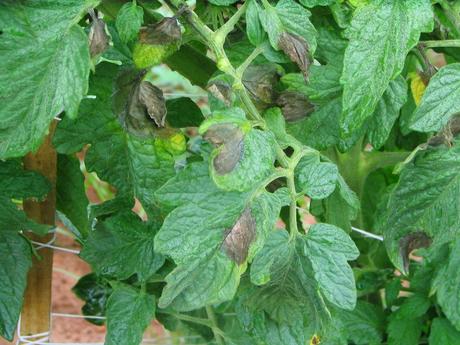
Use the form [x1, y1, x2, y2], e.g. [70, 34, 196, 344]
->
[236, 45, 264, 77]
[161, 311, 214, 328]
[287, 172, 298, 240]
[420, 39, 460, 48]
[206, 305, 225, 345]
[214, 1, 248, 46]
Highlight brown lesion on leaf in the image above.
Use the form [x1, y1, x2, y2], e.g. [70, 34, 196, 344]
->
[88, 10, 109, 58]
[278, 32, 311, 80]
[399, 231, 432, 274]
[276, 91, 315, 122]
[139, 17, 182, 45]
[207, 80, 232, 107]
[203, 123, 245, 175]
[138, 81, 167, 127]
[221, 208, 256, 264]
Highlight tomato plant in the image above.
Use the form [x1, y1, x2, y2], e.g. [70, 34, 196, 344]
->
[2, 0, 460, 344]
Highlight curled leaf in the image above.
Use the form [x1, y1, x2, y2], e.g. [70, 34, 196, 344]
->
[113, 69, 166, 137]
[399, 232, 431, 274]
[139, 17, 181, 45]
[243, 64, 280, 105]
[222, 208, 256, 264]
[89, 17, 109, 58]
[138, 81, 167, 127]
[276, 91, 314, 122]
[278, 32, 311, 79]
[204, 123, 244, 174]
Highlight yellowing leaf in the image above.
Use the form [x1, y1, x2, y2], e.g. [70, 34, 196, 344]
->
[409, 72, 426, 106]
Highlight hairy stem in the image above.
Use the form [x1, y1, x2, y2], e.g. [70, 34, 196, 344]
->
[206, 305, 225, 345]
[236, 45, 264, 77]
[287, 172, 298, 240]
[214, 1, 248, 45]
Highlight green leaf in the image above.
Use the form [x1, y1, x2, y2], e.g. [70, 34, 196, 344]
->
[379, 146, 460, 271]
[73, 273, 112, 326]
[409, 63, 460, 132]
[155, 165, 286, 310]
[287, 98, 341, 150]
[299, 0, 335, 8]
[429, 318, 460, 345]
[246, 0, 266, 46]
[56, 154, 90, 239]
[80, 211, 165, 281]
[260, 0, 317, 52]
[335, 301, 384, 345]
[54, 63, 175, 209]
[165, 98, 204, 128]
[387, 316, 423, 345]
[433, 238, 460, 330]
[248, 230, 329, 341]
[0, 198, 51, 236]
[304, 223, 359, 309]
[207, 0, 239, 5]
[115, 2, 144, 43]
[367, 76, 408, 149]
[0, 231, 32, 341]
[295, 154, 338, 199]
[105, 284, 155, 345]
[0, 0, 98, 159]
[0, 160, 50, 199]
[340, 0, 433, 138]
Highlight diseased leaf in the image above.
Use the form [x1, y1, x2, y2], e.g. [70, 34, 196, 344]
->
[155, 165, 286, 310]
[138, 81, 167, 127]
[260, 0, 317, 53]
[0, 0, 98, 159]
[378, 146, 460, 272]
[278, 32, 311, 78]
[105, 284, 155, 345]
[222, 208, 257, 265]
[54, 63, 175, 210]
[409, 63, 460, 132]
[116, 2, 144, 43]
[276, 91, 314, 122]
[80, 211, 165, 281]
[340, 0, 433, 138]
[89, 15, 109, 58]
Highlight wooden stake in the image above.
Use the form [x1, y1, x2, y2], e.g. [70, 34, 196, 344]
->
[19, 122, 57, 342]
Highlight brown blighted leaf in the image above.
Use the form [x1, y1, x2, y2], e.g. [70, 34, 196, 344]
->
[89, 17, 109, 58]
[278, 32, 311, 79]
[139, 17, 181, 45]
[399, 232, 431, 274]
[243, 64, 280, 105]
[207, 81, 232, 107]
[276, 91, 315, 122]
[222, 208, 256, 264]
[203, 124, 244, 174]
[428, 115, 460, 147]
[138, 81, 167, 127]
[113, 69, 157, 138]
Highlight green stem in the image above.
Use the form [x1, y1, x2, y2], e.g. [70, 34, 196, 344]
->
[214, 1, 248, 46]
[236, 45, 264, 77]
[287, 172, 298, 240]
[438, 0, 460, 37]
[420, 39, 460, 48]
[206, 305, 225, 345]
[161, 312, 214, 328]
